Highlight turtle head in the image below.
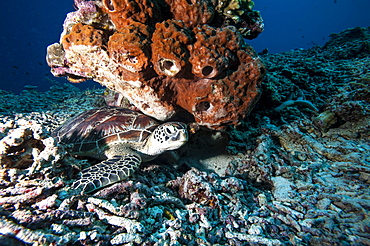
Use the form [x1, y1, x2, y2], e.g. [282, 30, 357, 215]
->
[146, 122, 188, 155]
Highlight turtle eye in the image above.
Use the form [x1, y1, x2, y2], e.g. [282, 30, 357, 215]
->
[165, 126, 175, 135]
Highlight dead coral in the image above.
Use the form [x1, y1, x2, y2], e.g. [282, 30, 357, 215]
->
[2, 26, 370, 246]
[275, 91, 319, 112]
[0, 219, 68, 245]
[169, 168, 219, 207]
[0, 120, 62, 176]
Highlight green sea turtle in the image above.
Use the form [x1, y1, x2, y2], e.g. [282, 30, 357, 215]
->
[52, 106, 188, 193]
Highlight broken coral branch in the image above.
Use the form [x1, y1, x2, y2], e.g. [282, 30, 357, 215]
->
[275, 91, 319, 112]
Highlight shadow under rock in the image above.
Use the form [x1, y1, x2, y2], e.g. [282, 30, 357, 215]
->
[176, 128, 236, 176]
[0, 236, 27, 246]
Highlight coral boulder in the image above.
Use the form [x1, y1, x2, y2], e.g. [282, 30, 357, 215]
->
[46, 0, 265, 129]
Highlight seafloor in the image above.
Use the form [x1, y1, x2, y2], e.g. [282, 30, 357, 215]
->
[0, 27, 369, 245]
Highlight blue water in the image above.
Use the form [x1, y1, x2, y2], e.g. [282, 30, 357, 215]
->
[248, 0, 370, 53]
[0, 0, 368, 94]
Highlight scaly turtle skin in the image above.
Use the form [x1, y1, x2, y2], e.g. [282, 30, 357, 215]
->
[52, 106, 188, 193]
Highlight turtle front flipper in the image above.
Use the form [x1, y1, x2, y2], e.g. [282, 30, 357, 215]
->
[72, 154, 141, 193]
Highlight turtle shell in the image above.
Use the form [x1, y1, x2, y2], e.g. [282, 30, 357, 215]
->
[52, 106, 159, 156]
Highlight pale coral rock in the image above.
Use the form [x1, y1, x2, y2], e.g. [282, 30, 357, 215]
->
[170, 168, 219, 207]
[87, 197, 122, 214]
[271, 176, 298, 203]
[33, 194, 59, 211]
[225, 231, 283, 245]
[51, 223, 70, 235]
[0, 187, 44, 206]
[111, 232, 143, 245]
[0, 119, 55, 173]
[0, 218, 76, 245]
[86, 203, 145, 233]
[248, 224, 263, 235]
[257, 193, 268, 207]
[220, 176, 245, 194]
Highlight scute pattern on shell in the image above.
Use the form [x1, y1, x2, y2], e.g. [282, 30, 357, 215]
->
[52, 107, 159, 154]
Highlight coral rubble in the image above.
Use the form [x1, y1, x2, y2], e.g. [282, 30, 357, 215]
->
[2, 27, 370, 245]
[46, 0, 265, 129]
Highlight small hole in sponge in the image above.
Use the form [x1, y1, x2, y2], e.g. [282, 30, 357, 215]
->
[202, 66, 214, 77]
[163, 60, 174, 70]
[158, 59, 180, 76]
[196, 101, 211, 112]
[128, 56, 138, 64]
[104, 0, 115, 11]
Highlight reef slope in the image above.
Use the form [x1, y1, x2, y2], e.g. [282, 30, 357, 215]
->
[0, 27, 369, 245]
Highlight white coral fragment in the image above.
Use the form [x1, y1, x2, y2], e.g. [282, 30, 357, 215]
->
[225, 231, 283, 246]
[111, 233, 143, 245]
[86, 203, 144, 233]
